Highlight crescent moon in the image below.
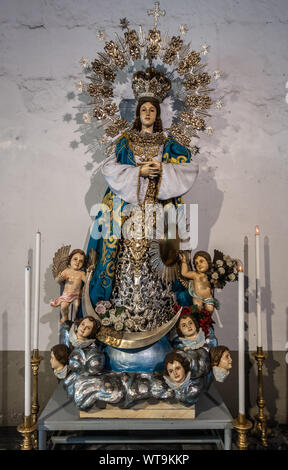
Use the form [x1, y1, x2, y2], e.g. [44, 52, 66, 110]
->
[82, 270, 182, 350]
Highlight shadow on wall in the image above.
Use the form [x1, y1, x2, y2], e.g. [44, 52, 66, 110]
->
[263, 236, 279, 424]
[41, 263, 61, 350]
[246, 235, 279, 424]
[1, 311, 8, 425]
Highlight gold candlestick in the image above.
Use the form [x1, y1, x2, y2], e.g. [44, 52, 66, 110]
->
[31, 349, 43, 450]
[17, 415, 37, 450]
[253, 346, 268, 447]
[232, 413, 252, 450]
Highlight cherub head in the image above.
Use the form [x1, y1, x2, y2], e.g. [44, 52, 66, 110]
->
[164, 351, 190, 385]
[193, 250, 212, 274]
[74, 316, 99, 341]
[210, 346, 232, 371]
[132, 98, 163, 133]
[68, 249, 87, 271]
[176, 314, 200, 339]
[50, 344, 70, 371]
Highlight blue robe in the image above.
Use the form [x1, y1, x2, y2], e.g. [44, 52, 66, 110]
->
[87, 133, 192, 307]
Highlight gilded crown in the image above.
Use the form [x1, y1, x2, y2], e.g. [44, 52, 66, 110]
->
[132, 67, 171, 103]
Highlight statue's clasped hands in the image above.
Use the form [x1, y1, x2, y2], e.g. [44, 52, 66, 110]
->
[139, 159, 162, 178]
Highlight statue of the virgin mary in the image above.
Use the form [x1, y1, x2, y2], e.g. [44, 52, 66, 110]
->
[86, 67, 199, 333]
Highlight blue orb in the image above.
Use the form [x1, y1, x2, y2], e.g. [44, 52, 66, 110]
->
[104, 335, 172, 373]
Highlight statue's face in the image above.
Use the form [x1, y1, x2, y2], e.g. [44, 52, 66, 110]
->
[219, 350, 232, 371]
[50, 350, 62, 370]
[167, 360, 186, 385]
[77, 318, 95, 339]
[70, 252, 85, 271]
[139, 101, 157, 128]
[194, 255, 209, 273]
[179, 316, 197, 338]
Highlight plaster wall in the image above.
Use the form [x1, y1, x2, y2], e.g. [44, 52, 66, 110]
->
[0, 0, 287, 356]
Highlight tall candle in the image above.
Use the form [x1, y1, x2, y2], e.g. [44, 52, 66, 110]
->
[25, 266, 32, 417]
[255, 225, 262, 348]
[33, 231, 41, 351]
[238, 261, 245, 416]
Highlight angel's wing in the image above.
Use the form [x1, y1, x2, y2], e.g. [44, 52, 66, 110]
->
[87, 248, 98, 270]
[52, 245, 71, 279]
[178, 274, 190, 290]
[212, 249, 224, 265]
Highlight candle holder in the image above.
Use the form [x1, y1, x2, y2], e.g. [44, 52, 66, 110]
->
[17, 415, 37, 450]
[253, 346, 268, 447]
[31, 349, 43, 450]
[232, 413, 252, 450]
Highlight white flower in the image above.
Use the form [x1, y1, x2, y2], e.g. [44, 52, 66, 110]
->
[223, 255, 231, 262]
[125, 319, 134, 329]
[109, 308, 116, 315]
[101, 317, 111, 326]
[212, 272, 219, 279]
[229, 273, 236, 281]
[216, 260, 223, 266]
[114, 321, 124, 331]
[227, 261, 233, 267]
[218, 267, 225, 274]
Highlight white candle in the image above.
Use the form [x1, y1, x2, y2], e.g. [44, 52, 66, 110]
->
[25, 265, 32, 417]
[33, 231, 41, 351]
[238, 261, 245, 416]
[255, 225, 262, 348]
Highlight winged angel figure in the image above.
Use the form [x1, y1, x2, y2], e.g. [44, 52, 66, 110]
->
[50, 246, 97, 323]
[179, 249, 238, 314]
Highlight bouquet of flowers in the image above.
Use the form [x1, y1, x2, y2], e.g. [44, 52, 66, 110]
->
[95, 301, 129, 331]
[208, 251, 238, 289]
[173, 304, 214, 337]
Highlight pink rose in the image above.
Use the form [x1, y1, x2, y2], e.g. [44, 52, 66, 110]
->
[98, 300, 111, 308]
[95, 303, 106, 314]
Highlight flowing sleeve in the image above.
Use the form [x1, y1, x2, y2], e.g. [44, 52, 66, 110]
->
[101, 158, 140, 204]
[101, 134, 140, 204]
[158, 139, 199, 200]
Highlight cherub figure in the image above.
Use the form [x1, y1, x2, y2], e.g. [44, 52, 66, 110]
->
[176, 313, 206, 351]
[164, 351, 191, 387]
[162, 350, 203, 404]
[50, 245, 97, 323]
[210, 345, 232, 383]
[50, 344, 70, 379]
[179, 250, 219, 313]
[69, 316, 100, 349]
